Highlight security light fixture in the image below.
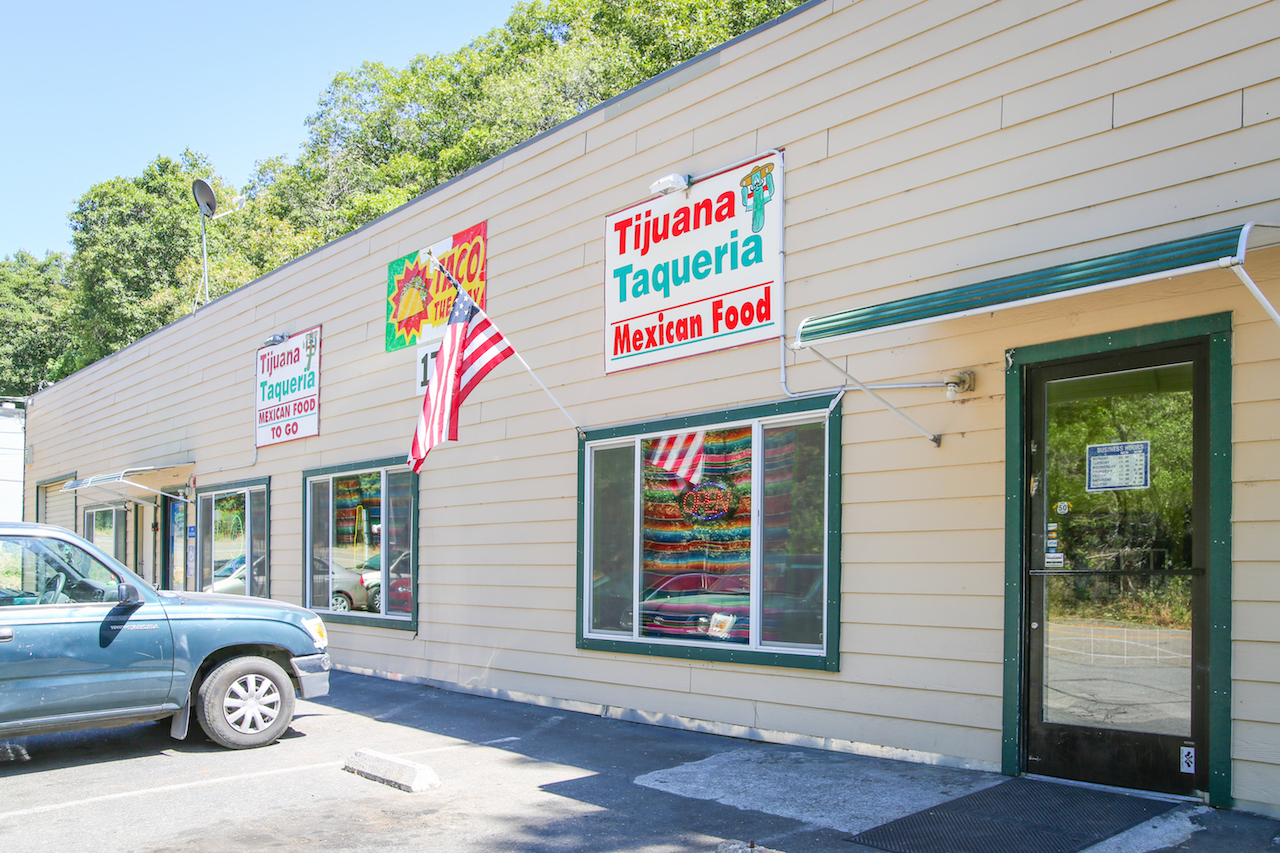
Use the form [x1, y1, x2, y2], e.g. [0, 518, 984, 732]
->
[649, 173, 690, 195]
[263, 333, 290, 347]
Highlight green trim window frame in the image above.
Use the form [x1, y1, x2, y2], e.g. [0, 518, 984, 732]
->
[1002, 313, 1233, 807]
[195, 478, 270, 598]
[302, 456, 417, 629]
[578, 393, 842, 670]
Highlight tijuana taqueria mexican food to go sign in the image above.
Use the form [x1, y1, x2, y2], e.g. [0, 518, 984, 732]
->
[256, 326, 322, 447]
[603, 152, 783, 374]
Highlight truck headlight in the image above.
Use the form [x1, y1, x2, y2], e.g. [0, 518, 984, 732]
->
[302, 615, 328, 650]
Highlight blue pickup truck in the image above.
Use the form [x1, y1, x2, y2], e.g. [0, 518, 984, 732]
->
[0, 522, 330, 749]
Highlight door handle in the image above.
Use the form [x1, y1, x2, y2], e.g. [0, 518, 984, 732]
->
[0, 627, 13, 642]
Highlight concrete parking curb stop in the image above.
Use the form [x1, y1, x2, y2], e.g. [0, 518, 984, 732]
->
[343, 747, 441, 792]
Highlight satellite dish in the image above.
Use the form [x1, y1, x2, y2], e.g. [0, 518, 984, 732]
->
[192, 179, 218, 218]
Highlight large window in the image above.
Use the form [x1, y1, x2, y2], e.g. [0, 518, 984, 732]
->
[579, 395, 841, 669]
[304, 458, 416, 625]
[83, 506, 126, 562]
[196, 480, 269, 598]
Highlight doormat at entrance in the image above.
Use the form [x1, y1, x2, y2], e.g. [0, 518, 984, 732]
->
[845, 777, 1178, 853]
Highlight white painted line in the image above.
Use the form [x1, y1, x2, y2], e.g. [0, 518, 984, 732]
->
[0, 739, 521, 821]
[0, 759, 343, 820]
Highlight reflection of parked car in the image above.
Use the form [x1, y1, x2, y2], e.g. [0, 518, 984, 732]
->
[210, 561, 247, 595]
[641, 572, 750, 641]
[0, 522, 330, 749]
[312, 558, 371, 612]
[356, 551, 412, 613]
[639, 568, 823, 644]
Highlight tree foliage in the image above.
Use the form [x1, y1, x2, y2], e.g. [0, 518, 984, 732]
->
[26, 0, 806, 386]
[0, 251, 71, 396]
[256, 0, 806, 241]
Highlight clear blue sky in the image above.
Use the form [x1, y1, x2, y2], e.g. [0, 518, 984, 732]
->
[0, 0, 518, 259]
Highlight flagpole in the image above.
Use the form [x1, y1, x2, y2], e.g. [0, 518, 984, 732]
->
[426, 253, 586, 439]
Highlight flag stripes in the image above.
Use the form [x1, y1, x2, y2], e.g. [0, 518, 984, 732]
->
[409, 280, 514, 472]
[648, 430, 705, 484]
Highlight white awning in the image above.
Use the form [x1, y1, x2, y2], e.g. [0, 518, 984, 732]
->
[61, 465, 193, 505]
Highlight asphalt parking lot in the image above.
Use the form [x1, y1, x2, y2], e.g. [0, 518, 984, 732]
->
[3, 671, 1279, 853]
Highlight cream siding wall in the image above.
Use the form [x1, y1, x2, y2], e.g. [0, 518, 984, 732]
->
[22, 0, 1280, 812]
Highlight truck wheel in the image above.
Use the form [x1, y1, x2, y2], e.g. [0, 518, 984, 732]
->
[195, 656, 296, 749]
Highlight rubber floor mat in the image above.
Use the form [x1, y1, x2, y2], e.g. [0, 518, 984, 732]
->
[846, 776, 1178, 853]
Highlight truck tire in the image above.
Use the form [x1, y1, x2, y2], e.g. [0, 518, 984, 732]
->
[195, 656, 296, 749]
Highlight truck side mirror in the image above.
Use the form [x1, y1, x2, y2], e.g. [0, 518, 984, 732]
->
[118, 583, 143, 606]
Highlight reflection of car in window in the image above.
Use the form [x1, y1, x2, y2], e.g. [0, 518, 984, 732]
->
[355, 551, 412, 613]
[638, 561, 823, 645]
[0, 522, 330, 750]
[311, 557, 371, 612]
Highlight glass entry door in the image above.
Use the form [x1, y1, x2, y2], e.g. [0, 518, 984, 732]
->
[1025, 341, 1207, 796]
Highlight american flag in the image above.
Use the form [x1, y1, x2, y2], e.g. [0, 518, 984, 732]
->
[409, 281, 514, 472]
[648, 431, 705, 484]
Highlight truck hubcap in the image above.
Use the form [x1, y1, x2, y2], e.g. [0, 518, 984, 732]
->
[224, 673, 282, 733]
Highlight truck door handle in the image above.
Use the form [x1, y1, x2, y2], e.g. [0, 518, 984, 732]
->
[0, 627, 13, 642]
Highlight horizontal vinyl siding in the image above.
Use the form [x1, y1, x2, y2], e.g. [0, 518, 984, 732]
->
[21, 0, 1280, 794]
[1231, 299, 1280, 808]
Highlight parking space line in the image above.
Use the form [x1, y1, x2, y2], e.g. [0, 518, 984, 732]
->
[0, 760, 343, 820]
[0, 739, 525, 822]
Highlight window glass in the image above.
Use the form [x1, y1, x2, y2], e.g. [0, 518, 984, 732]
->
[589, 445, 635, 634]
[584, 407, 832, 659]
[84, 507, 125, 561]
[640, 427, 753, 644]
[168, 500, 187, 591]
[250, 489, 268, 596]
[761, 422, 825, 647]
[196, 484, 268, 597]
[309, 478, 331, 608]
[0, 536, 122, 606]
[306, 463, 415, 619]
[384, 470, 415, 616]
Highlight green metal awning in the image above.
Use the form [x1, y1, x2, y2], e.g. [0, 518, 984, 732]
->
[794, 223, 1280, 348]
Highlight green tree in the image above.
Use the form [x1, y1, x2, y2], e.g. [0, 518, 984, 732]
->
[57, 151, 322, 378]
[45, 0, 806, 381]
[258, 0, 807, 241]
[0, 251, 72, 396]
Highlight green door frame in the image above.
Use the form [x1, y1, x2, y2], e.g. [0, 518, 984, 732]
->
[1002, 314, 1233, 807]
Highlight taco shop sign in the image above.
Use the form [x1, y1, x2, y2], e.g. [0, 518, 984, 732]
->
[255, 326, 322, 447]
[604, 151, 783, 373]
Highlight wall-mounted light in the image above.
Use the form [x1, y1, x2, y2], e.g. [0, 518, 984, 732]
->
[263, 333, 289, 347]
[944, 371, 976, 400]
[649, 173, 690, 195]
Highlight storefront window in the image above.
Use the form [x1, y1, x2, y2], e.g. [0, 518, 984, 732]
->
[580, 396, 840, 668]
[304, 459, 415, 622]
[83, 507, 126, 561]
[196, 480, 269, 598]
